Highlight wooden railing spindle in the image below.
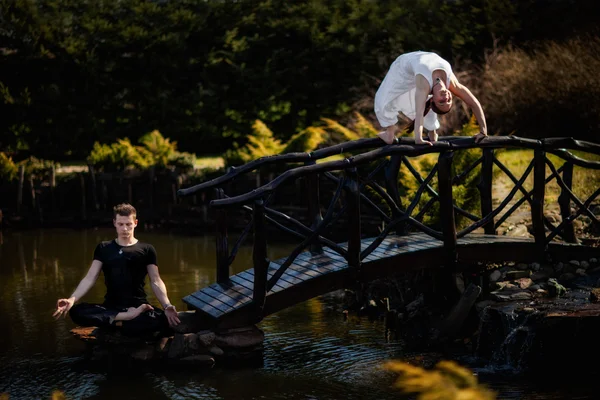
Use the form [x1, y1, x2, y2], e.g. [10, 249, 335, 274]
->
[478, 148, 495, 234]
[558, 161, 578, 243]
[531, 150, 547, 254]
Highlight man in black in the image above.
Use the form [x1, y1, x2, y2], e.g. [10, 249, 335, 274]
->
[53, 203, 180, 336]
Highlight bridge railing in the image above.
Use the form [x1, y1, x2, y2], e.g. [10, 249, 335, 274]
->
[178, 136, 600, 319]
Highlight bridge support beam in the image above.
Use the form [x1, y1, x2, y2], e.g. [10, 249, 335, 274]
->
[384, 155, 407, 235]
[305, 160, 323, 253]
[438, 151, 458, 270]
[252, 199, 269, 321]
[344, 168, 361, 272]
[215, 188, 230, 284]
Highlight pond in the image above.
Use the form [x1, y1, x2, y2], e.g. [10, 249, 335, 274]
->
[0, 228, 595, 399]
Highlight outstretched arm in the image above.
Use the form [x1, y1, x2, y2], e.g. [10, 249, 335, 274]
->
[147, 264, 181, 327]
[448, 76, 488, 141]
[53, 260, 102, 319]
[414, 75, 433, 146]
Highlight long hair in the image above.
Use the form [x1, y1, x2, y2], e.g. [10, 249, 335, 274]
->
[403, 98, 451, 133]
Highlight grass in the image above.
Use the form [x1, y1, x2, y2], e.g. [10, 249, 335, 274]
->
[495, 149, 600, 207]
[194, 156, 224, 170]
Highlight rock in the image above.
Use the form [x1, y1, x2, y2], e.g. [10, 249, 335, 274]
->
[178, 355, 215, 367]
[167, 334, 186, 359]
[531, 271, 550, 282]
[514, 278, 533, 289]
[528, 284, 541, 291]
[131, 345, 155, 361]
[172, 311, 207, 334]
[506, 270, 531, 280]
[156, 337, 171, 354]
[490, 290, 532, 302]
[555, 262, 564, 273]
[198, 331, 216, 347]
[575, 268, 587, 276]
[581, 261, 590, 270]
[494, 281, 517, 290]
[214, 326, 265, 349]
[530, 262, 541, 272]
[590, 258, 598, 266]
[559, 273, 576, 282]
[547, 278, 567, 297]
[516, 263, 529, 271]
[208, 345, 224, 356]
[590, 288, 600, 302]
[569, 260, 581, 268]
[506, 224, 529, 237]
[489, 270, 502, 283]
[184, 333, 199, 351]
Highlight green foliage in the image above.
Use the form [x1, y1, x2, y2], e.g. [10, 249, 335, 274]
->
[1, 0, 598, 159]
[0, 152, 18, 181]
[385, 359, 497, 399]
[17, 156, 58, 180]
[87, 130, 195, 172]
[284, 126, 328, 154]
[223, 120, 285, 166]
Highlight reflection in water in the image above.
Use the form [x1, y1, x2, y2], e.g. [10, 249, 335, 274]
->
[0, 228, 596, 399]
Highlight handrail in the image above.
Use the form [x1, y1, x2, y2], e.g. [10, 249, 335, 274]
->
[177, 136, 600, 198]
[204, 137, 599, 209]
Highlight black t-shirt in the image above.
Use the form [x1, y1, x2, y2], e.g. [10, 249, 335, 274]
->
[93, 240, 158, 308]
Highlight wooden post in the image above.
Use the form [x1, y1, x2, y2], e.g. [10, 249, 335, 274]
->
[558, 161, 578, 243]
[17, 165, 24, 214]
[50, 164, 56, 212]
[344, 168, 361, 271]
[531, 149, 546, 255]
[252, 199, 269, 320]
[215, 188, 229, 284]
[305, 161, 323, 253]
[477, 148, 495, 234]
[29, 175, 35, 209]
[385, 155, 406, 234]
[80, 173, 87, 221]
[438, 151, 457, 269]
[88, 164, 99, 211]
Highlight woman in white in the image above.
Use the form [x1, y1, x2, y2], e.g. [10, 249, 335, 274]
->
[374, 51, 488, 145]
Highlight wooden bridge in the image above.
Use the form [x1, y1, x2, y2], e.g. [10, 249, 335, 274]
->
[177, 136, 600, 329]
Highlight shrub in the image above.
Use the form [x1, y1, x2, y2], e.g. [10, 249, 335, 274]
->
[0, 152, 18, 181]
[87, 130, 196, 172]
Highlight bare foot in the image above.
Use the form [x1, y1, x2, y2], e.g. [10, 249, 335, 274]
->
[120, 304, 154, 321]
[427, 131, 439, 143]
[415, 137, 433, 146]
[377, 131, 396, 145]
[474, 132, 488, 144]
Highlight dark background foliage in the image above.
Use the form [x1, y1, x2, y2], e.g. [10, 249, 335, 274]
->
[1, 0, 598, 161]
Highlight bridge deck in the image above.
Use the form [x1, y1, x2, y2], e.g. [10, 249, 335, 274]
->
[183, 233, 586, 327]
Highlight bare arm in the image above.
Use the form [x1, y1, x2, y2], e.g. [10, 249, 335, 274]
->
[413, 75, 433, 146]
[53, 260, 102, 319]
[448, 75, 488, 138]
[147, 264, 180, 326]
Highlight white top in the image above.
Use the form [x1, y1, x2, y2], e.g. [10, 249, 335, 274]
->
[374, 51, 454, 131]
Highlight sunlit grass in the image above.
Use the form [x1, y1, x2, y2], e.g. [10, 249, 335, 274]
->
[194, 156, 224, 170]
[495, 149, 600, 206]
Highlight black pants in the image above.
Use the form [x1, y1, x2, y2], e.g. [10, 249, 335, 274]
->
[69, 303, 169, 337]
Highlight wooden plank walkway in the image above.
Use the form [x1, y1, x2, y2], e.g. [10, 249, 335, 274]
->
[183, 233, 599, 329]
[183, 233, 563, 327]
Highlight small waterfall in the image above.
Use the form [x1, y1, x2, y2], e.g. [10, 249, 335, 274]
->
[475, 303, 539, 372]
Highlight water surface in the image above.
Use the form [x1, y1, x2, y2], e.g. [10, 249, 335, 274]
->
[0, 228, 595, 399]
